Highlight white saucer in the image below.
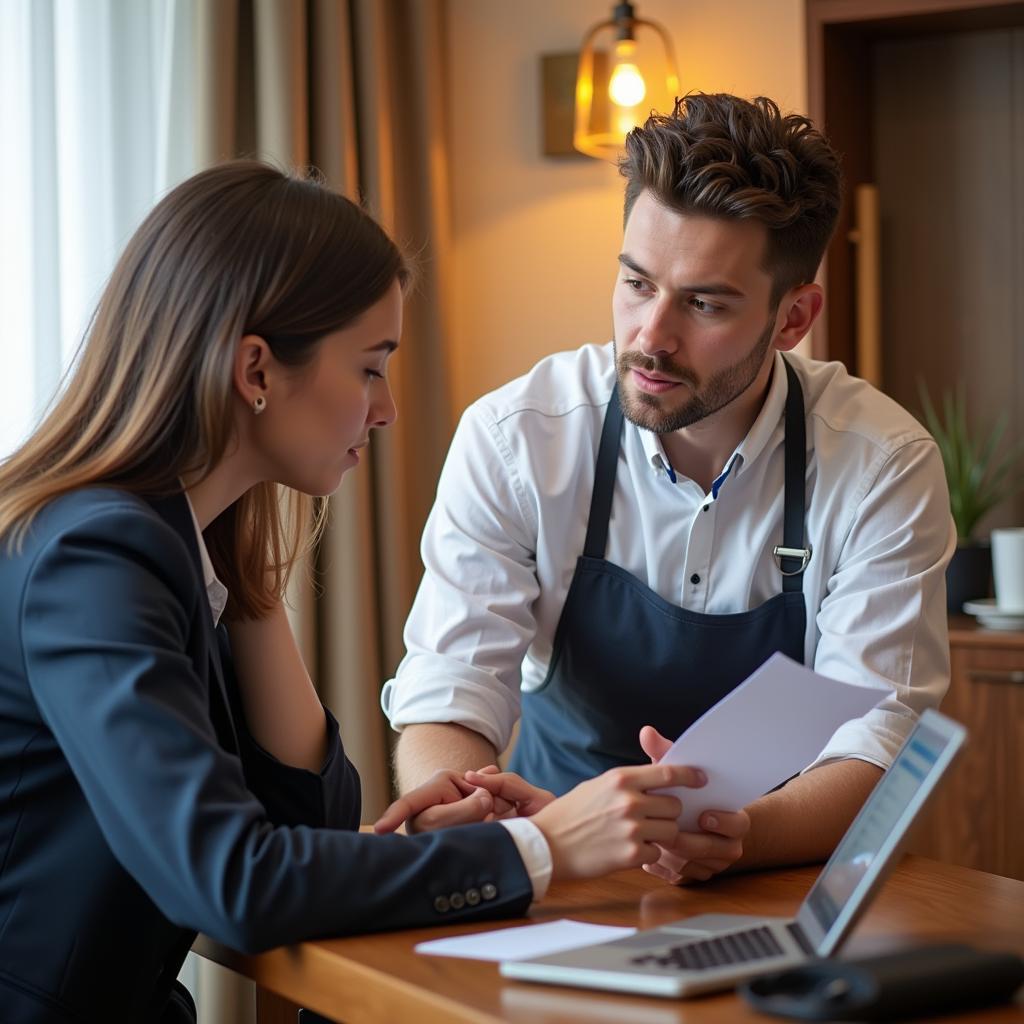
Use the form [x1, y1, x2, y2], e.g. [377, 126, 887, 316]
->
[963, 598, 1024, 631]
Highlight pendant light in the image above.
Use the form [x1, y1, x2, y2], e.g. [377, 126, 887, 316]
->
[574, 2, 679, 161]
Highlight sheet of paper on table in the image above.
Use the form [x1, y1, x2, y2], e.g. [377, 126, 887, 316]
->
[656, 651, 890, 830]
[415, 919, 636, 962]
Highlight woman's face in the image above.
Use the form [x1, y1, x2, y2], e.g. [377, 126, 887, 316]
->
[250, 279, 402, 496]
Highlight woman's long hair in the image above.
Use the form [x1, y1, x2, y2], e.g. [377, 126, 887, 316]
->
[0, 161, 408, 619]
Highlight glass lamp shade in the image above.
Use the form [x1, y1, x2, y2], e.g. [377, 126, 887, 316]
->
[574, 9, 679, 162]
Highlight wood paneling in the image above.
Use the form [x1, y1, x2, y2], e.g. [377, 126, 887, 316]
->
[872, 27, 1024, 530]
[806, 14, 872, 365]
[807, 0, 1024, 529]
[806, 2, 1024, 385]
[256, 989, 305, 1023]
[810, 0, 1024, 35]
[911, 620, 1024, 879]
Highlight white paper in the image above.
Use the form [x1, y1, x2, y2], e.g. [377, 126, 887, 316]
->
[657, 652, 889, 830]
[415, 918, 636, 962]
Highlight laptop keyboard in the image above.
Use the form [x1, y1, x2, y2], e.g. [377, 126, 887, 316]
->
[629, 925, 785, 971]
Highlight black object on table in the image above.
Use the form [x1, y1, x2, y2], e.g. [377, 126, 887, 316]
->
[739, 943, 1024, 1021]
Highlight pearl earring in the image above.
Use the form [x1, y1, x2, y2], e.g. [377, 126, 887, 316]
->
[253, 395, 266, 415]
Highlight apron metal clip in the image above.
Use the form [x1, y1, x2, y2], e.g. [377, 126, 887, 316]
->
[773, 544, 812, 576]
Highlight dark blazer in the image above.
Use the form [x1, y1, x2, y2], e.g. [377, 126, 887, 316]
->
[0, 488, 531, 1023]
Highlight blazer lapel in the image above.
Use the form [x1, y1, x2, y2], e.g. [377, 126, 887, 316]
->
[145, 492, 240, 755]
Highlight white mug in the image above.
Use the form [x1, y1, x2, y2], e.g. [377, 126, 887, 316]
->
[991, 528, 1024, 611]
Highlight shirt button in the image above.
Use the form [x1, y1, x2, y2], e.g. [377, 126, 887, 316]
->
[465, 888, 481, 906]
[481, 883, 498, 901]
[690, 573, 701, 585]
[702, 505, 710, 512]
[449, 892, 466, 910]
[433, 895, 450, 913]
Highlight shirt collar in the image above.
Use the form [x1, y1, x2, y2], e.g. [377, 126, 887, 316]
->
[638, 421, 673, 475]
[631, 350, 790, 497]
[182, 491, 229, 627]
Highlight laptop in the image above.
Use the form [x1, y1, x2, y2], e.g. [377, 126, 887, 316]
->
[500, 707, 966, 998]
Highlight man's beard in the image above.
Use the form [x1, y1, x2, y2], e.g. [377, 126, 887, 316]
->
[614, 314, 777, 434]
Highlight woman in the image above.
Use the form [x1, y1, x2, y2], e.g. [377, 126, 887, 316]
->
[0, 162, 701, 1024]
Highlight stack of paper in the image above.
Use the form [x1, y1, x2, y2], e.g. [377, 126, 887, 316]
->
[655, 652, 889, 829]
[415, 919, 636, 961]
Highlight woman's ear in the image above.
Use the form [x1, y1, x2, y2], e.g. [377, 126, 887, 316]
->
[774, 283, 824, 352]
[234, 334, 272, 411]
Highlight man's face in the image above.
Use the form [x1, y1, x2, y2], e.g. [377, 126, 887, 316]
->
[612, 191, 780, 433]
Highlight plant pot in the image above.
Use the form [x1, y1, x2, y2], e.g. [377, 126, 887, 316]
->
[946, 541, 992, 614]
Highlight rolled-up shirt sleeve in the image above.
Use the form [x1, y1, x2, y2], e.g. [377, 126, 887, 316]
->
[381, 404, 541, 753]
[808, 436, 956, 772]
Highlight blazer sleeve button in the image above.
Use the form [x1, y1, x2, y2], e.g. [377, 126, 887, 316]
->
[481, 883, 498, 901]
[449, 892, 466, 910]
[465, 888, 481, 906]
[433, 895, 450, 913]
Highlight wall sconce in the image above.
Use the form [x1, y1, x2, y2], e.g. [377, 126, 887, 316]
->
[574, 1, 679, 161]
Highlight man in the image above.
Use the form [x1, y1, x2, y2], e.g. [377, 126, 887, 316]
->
[380, 94, 954, 884]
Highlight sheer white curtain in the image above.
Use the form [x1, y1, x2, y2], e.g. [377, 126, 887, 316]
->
[0, 0, 197, 457]
[0, 0, 228, 1015]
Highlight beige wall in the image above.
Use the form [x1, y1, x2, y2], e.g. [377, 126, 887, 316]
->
[445, 0, 807, 420]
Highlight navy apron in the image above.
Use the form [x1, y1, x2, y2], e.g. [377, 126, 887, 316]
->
[510, 358, 810, 795]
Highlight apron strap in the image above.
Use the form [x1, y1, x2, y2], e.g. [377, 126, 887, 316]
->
[775, 356, 810, 592]
[583, 385, 624, 559]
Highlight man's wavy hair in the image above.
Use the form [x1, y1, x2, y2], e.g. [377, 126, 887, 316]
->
[621, 93, 843, 304]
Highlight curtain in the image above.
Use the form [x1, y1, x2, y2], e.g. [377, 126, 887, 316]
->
[195, 0, 454, 818]
[191, 2, 455, 1019]
[0, 0, 208, 1006]
[0, 0, 197, 457]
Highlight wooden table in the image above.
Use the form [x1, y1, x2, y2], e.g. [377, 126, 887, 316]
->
[195, 855, 1024, 1023]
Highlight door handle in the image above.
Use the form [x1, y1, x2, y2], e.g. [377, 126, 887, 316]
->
[968, 669, 1024, 685]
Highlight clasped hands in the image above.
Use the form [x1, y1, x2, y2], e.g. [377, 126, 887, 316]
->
[374, 726, 750, 885]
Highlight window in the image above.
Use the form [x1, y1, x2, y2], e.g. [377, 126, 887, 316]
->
[0, 0, 197, 456]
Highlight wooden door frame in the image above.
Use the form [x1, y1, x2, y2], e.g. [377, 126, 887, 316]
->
[806, 0, 1024, 365]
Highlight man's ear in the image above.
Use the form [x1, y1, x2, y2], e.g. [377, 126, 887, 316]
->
[233, 334, 273, 408]
[773, 283, 824, 352]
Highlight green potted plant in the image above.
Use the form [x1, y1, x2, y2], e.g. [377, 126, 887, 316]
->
[918, 384, 1024, 613]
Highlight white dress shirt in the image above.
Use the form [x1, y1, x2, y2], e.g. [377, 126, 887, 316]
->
[382, 344, 955, 780]
[183, 494, 228, 627]
[183, 493, 552, 899]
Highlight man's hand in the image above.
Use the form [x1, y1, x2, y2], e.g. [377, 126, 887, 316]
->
[374, 769, 496, 834]
[638, 725, 750, 883]
[392, 724, 503, 830]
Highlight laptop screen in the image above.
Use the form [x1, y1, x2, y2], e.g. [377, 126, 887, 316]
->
[800, 710, 965, 950]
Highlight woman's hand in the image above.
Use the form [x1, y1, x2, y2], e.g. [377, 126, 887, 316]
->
[373, 769, 495, 834]
[375, 765, 551, 834]
[530, 763, 706, 881]
[463, 765, 556, 818]
[638, 725, 750, 883]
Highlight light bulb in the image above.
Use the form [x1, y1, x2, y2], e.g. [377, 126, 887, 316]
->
[609, 62, 646, 107]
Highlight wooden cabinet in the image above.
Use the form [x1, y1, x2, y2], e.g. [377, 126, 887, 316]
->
[910, 619, 1024, 880]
